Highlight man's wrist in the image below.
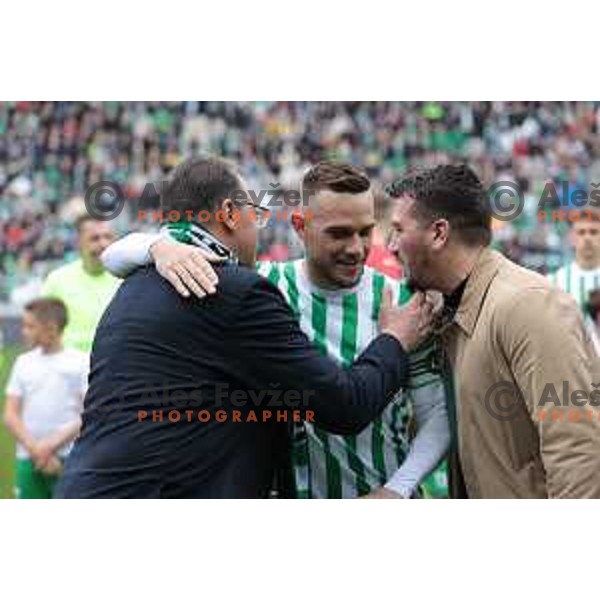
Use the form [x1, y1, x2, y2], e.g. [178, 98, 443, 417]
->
[148, 232, 170, 263]
[383, 482, 412, 499]
[24, 440, 38, 456]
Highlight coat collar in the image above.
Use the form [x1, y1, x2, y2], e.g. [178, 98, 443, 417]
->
[450, 248, 503, 337]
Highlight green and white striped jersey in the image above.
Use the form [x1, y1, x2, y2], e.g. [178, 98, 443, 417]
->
[257, 259, 444, 499]
[548, 262, 600, 308]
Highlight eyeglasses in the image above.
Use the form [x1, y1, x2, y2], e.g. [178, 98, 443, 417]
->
[234, 200, 271, 229]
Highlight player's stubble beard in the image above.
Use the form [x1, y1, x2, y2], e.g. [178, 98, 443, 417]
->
[309, 253, 366, 290]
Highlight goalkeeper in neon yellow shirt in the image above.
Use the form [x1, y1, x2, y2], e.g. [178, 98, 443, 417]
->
[42, 216, 121, 353]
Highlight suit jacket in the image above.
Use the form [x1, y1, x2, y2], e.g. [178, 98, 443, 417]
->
[442, 249, 600, 498]
[57, 264, 409, 498]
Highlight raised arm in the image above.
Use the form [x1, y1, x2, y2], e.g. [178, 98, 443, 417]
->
[101, 232, 161, 278]
[232, 277, 433, 435]
[101, 232, 221, 297]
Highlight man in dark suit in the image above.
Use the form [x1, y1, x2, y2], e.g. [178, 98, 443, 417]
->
[57, 156, 433, 498]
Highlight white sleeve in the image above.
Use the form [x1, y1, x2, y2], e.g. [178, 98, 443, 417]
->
[101, 232, 164, 278]
[5, 356, 25, 398]
[384, 382, 450, 498]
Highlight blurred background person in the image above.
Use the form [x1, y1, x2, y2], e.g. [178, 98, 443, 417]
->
[548, 215, 600, 309]
[3, 299, 87, 498]
[40, 216, 119, 353]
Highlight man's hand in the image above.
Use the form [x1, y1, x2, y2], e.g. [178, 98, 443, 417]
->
[31, 440, 56, 471]
[379, 288, 434, 351]
[38, 455, 63, 477]
[150, 238, 224, 298]
[359, 487, 406, 499]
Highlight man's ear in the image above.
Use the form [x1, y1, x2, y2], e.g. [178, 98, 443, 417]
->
[220, 198, 242, 231]
[291, 210, 306, 240]
[431, 218, 450, 250]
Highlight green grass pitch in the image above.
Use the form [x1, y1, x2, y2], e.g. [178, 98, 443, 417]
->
[0, 345, 20, 499]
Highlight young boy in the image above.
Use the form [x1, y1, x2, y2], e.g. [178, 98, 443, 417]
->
[3, 298, 88, 499]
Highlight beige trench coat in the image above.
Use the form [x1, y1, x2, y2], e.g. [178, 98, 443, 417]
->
[440, 249, 600, 498]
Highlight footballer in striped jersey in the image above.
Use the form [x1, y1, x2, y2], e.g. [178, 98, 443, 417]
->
[548, 217, 600, 308]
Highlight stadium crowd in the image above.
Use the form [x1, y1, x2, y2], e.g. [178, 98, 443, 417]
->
[1, 101, 600, 302]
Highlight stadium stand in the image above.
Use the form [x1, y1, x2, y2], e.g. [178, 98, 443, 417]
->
[1, 101, 600, 303]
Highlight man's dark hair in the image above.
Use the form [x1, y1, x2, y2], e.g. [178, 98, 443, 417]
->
[24, 298, 68, 332]
[386, 164, 492, 247]
[161, 155, 243, 213]
[302, 160, 371, 196]
[75, 214, 99, 234]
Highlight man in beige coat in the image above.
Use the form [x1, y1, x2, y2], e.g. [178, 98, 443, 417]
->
[386, 164, 600, 498]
